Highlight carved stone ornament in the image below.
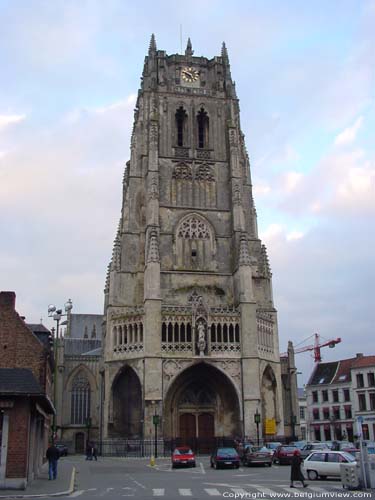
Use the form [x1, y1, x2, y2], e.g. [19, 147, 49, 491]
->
[147, 230, 160, 263]
[196, 320, 207, 356]
[214, 360, 241, 382]
[163, 359, 192, 381]
[178, 216, 210, 239]
[149, 121, 158, 143]
[172, 162, 193, 180]
[232, 182, 242, 206]
[239, 234, 251, 267]
[195, 164, 215, 182]
[148, 174, 159, 200]
[229, 128, 238, 147]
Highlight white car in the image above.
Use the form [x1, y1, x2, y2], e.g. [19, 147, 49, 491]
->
[302, 450, 356, 480]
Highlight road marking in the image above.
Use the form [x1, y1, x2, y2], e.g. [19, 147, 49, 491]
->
[230, 488, 248, 495]
[200, 462, 206, 474]
[307, 486, 329, 492]
[70, 492, 84, 498]
[179, 488, 193, 496]
[153, 488, 165, 496]
[204, 488, 221, 496]
[253, 485, 278, 495]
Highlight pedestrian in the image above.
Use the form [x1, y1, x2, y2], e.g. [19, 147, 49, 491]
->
[290, 450, 308, 488]
[92, 444, 98, 461]
[46, 443, 59, 480]
[86, 441, 92, 460]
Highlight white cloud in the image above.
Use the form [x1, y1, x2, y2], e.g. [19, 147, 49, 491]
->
[0, 114, 26, 130]
[334, 116, 363, 147]
[286, 231, 305, 241]
[253, 181, 271, 196]
[283, 171, 303, 193]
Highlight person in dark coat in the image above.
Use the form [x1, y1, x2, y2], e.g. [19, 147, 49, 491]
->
[290, 450, 308, 488]
[85, 442, 93, 460]
[46, 443, 60, 480]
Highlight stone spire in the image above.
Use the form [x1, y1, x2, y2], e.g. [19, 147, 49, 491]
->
[111, 220, 122, 271]
[149, 33, 157, 54]
[221, 41, 229, 64]
[147, 230, 160, 263]
[185, 37, 194, 56]
[261, 244, 272, 277]
[239, 234, 251, 266]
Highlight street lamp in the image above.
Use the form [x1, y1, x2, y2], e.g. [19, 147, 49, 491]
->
[254, 409, 261, 446]
[48, 299, 73, 444]
[153, 410, 160, 458]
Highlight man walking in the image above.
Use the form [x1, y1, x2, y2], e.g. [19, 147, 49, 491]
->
[46, 443, 60, 480]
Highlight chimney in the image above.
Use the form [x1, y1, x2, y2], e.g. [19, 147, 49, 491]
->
[356, 353, 364, 359]
[0, 291, 16, 311]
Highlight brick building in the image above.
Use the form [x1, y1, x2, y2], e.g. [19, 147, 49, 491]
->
[0, 292, 55, 489]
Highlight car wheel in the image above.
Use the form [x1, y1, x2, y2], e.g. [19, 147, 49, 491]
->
[267, 463, 272, 467]
[273, 459, 278, 465]
[307, 470, 318, 481]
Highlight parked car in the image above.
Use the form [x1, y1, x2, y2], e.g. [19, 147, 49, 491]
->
[236, 442, 254, 461]
[171, 447, 196, 468]
[210, 447, 240, 469]
[264, 442, 282, 456]
[242, 446, 272, 467]
[300, 442, 330, 459]
[291, 440, 307, 450]
[273, 445, 299, 465]
[302, 450, 356, 480]
[55, 443, 68, 457]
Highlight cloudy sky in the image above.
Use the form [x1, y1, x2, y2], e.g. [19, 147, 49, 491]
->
[1, 0, 374, 383]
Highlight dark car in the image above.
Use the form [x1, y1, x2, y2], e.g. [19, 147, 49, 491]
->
[55, 443, 68, 457]
[273, 445, 299, 465]
[242, 446, 272, 467]
[210, 447, 240, 469]
[171, 447, 196, 468]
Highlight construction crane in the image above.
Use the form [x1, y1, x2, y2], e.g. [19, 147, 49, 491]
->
[281, 333, 341, 363]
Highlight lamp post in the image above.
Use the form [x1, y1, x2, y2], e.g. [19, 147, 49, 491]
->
[153, 411, 160, 458]
[254, 410, 261, 446]
[48, 299, 73, 444]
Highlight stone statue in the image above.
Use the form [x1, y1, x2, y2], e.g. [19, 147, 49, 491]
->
[197, 321, 206, 356]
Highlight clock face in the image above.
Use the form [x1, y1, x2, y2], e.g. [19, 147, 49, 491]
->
[181, 66, 199, 84]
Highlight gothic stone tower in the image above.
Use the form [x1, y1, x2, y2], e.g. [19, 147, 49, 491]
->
[103, 36, 284, 442]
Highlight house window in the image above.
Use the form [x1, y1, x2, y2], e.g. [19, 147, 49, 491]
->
[345, 407, 352, 419]
[343, 389, 350, 402]
[332, 390, 339, 402]
[369, 393, 375, 411]
[300, 407, 305, 420]
[71, 372, 91, 424]
[368, 373, 375, 387]
[322, 390, 328, 402]
[323, 408, 330, 419]
[357, 373, 364, 388]
[313, 408, 320, 420]
[333, 407, 340, 420]
[312, 391, 318, 403]
[358, 393, 367, 411]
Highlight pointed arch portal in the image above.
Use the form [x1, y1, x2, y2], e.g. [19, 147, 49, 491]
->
[164, 363, 241, 441]
[110, 366, 142, 438]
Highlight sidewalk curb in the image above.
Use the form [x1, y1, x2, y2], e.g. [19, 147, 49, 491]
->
[0, 466, 76, 499]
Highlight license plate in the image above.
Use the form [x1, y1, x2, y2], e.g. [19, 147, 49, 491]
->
[224, 461, 232, 464]
[181, 461, 187, 464]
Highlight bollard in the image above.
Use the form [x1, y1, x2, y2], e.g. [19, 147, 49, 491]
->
[150, 455, 155, 466]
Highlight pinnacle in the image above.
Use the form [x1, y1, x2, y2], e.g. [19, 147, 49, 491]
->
[149, 33, 157, 53]
[185, 37, 194, 56]
[221, 41, 229, 63]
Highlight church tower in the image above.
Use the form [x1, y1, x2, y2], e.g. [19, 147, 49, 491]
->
[103, 36, 284, 442]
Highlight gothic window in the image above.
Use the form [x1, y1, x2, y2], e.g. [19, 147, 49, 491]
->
[197, 108, 209, 148]
[178, 216, 210, 239]
[171, 163, 193, 206]
[175, 107, 188, 147]
[71, 372, 91, 425]
[83, 326, 88, 339]
[161, 320, 193, 353]
[91, 324, 96, 339]
[175, 214, 215, 270]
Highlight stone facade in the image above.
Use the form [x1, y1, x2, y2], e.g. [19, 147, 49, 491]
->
[103, 36, 284, 442]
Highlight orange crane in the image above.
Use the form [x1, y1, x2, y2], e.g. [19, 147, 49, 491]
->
[281, 333, 341, 363]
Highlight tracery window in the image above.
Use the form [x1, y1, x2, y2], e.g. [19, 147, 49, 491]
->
[71, 372, 91, 425]
[178, 216, 210, 239]
[175, 214, 215, 271]
[197, 108, 209, 148]
[176, 107, 188, 147]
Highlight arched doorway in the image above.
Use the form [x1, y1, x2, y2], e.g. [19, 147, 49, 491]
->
[164, 363, 241, 446]
[110, 366, 142, 438]
[261, 365, 278, 438]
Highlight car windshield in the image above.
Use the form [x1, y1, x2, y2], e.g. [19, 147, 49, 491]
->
[217, 448, 237, 456]
[174, 448, 193, 455]
[342, 452, 355, 462]
[268, 442, 282, 449]
[282, 447, 297, 452]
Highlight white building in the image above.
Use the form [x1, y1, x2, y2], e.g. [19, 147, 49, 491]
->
[305, 354, 375, 442]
